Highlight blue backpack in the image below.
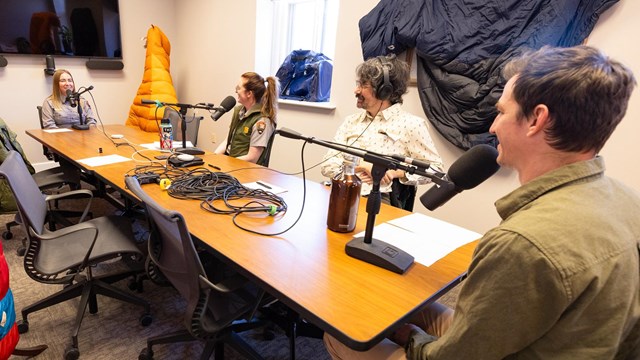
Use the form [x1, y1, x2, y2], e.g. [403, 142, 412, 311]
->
[276, 50, 333, 102]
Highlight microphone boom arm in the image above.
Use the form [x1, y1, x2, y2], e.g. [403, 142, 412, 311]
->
[277, 128, 424, 274]
[280, 129, 451, 186]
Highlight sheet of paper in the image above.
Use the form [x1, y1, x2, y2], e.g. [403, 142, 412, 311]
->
[353, 212, 481, 266]
[43, 128, 73, 133]
[387, 212, 481, 249]
[140, 141, 194, 150]
[77, 154, 131, 167]
[243, 181, 288, 194]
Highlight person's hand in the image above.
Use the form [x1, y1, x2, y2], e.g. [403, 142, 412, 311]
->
[355, 163, 373, 184]
[390, 323, 422, 347]
[356, 163, 403, 186]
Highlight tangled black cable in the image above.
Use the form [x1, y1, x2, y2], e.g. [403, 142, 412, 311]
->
[163, 169, 290, 235]
[168, 170, 241, 200]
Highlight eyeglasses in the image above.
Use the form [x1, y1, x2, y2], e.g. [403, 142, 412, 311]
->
[355, 81, 372, 89]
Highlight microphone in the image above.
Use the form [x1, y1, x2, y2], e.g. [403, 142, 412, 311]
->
[210, 96, 236, 121]
[276, 127, 306, 140]
[390, 155, 431, 171]
[420, 144, 500, 210]
[66, 89, 76, 108]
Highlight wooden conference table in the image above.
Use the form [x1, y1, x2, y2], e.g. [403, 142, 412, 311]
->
[26, 124, 478, 351]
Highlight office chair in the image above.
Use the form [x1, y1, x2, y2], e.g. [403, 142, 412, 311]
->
[36, 105, 56, 160]
[0, 151, 152, 360]
[125, 176, 266, 360]
[390, 179, 417, 211]
[257, 128, 277, 167]
[164, 106, 205, 154]
[1, 113, 83, 254]
[2, 110, 85, 256]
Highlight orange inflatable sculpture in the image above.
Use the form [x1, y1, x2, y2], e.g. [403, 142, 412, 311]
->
[126, 25, 178, 132]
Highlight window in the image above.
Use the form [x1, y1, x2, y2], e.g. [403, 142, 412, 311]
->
[255, 0, 339, 77]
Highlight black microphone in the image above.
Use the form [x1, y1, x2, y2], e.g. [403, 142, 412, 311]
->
[420, 144, 500, 211]
[210, 96, 236, 121]
[65, 89, 76, 108]
[276, 127, 306, 140]
[390, 155, 431, 170]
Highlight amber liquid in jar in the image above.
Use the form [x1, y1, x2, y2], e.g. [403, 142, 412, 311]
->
[327, 156, 362, 233]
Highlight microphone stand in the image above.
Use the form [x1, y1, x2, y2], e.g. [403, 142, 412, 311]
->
[148, 100, 213, 155]
[278, 128, 452, 274]
[71, 87, 93, 130]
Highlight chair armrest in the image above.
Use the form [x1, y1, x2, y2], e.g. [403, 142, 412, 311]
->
[36, 222, 99, 269]
[199, 273, 249, 293]
[45, 189, 93, 222]
[44, 189, 93, 202]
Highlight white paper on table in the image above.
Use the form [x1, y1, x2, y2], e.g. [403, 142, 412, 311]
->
[387, 213, 481, 249]
[243, 181, 288, 194]
[43, 128, 73, 133]
[139, 141, 194, 150]
[77, 154, 131, 167]
[353, 212, 481, 266]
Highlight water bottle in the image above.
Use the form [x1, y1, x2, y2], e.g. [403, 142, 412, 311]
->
[160, 118, 172, 150]
[327, 155, 362, 233]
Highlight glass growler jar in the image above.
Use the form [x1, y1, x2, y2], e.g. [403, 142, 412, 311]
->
[327, 155, 362, 233]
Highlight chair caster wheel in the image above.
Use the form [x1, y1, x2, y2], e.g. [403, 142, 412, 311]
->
[16, 246, 26, 257]
[65, 346, 80, 360]
[140, 313, 153, 327]
[139, 348, 153, 360]
[2, 231, 12, 240]
[17, 320, 29, 334]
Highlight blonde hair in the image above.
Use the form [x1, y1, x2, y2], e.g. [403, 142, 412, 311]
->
[51, 69, 75, 110]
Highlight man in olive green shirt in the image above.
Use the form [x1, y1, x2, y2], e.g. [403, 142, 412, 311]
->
[324, 46, 640, 359]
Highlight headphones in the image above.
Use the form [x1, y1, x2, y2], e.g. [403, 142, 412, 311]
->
[376, 56, 393, 100]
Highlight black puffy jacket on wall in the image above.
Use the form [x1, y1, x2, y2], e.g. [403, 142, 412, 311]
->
[359, 0, 618, 150]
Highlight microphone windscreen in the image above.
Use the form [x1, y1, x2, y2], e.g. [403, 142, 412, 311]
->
[219, 96, 236, 111]
[66, 89, 72, 97]
[448, 144, 500, 190]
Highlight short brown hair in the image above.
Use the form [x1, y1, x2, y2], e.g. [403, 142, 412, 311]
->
[503, 45, 636, 153]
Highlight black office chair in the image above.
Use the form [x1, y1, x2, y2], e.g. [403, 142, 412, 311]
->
[257, 127, 277, 167]
[125, 176, 266, 360]
[390, 179, 417, 211]
[0, 151, 152, 360]
[36, 105, 56, 161]
[164, 106, 205, 153]
[1, 114, 83, 253]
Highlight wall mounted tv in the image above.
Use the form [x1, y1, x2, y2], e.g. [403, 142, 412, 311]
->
[0, 0, 122, 59]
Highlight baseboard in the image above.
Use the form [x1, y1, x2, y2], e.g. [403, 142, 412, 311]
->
[86, 59, 124, 70]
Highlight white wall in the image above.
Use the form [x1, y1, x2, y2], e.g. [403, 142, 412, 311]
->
[1, 0, 637, 234]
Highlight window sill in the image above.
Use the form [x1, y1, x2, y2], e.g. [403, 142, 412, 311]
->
[278, 99, 336, 110]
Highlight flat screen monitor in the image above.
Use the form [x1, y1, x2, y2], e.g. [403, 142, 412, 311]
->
[0, 0, 122, 59]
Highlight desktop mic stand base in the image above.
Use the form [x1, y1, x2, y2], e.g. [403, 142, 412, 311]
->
[346, 237, 414, 274]
[72, 124, 90, 130]
[176, 147, 205, 155]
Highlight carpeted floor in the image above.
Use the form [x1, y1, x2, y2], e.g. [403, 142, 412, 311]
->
[2, 195, 459, 359]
